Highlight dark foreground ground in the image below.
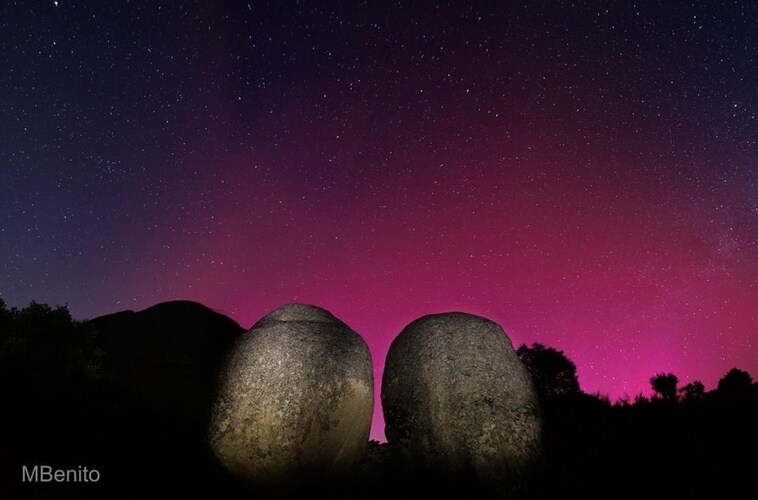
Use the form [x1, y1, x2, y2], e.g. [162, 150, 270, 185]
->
[1, 301, 756, 499]
[1, 393, 756, 500]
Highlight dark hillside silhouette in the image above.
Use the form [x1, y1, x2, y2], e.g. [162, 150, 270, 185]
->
[92, 300, 244, 439]
[90, 300, 245, 494]
[0, 300, 246, 498]
[0, 298, 756, 499]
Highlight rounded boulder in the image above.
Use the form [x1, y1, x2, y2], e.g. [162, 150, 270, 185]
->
[207, 303, 374, 488]
[381, 312, 542, 484]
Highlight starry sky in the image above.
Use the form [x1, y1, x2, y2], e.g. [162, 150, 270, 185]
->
[1, 1, 757, 440]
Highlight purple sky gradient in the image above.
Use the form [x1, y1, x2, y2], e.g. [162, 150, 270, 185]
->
[1, 2, 756, 440]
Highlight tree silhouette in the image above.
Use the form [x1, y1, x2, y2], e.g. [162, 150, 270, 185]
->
[0, 301, 102, 440]
[650, 373, 679, 402]
[0, 297, 8, 319]
[717, 368, 752, 397]
[517, 343, 580, 400]
[679, 380, 705, 402]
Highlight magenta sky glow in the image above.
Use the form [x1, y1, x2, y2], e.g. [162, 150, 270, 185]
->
[1, 2, 756, 441]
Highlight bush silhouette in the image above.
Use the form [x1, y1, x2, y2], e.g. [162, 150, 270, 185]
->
[650, 373, 679, 402]
[0, 300, 103, 464]
[0, 300, 102, 401]
[679, 380, 705, 402]
[717, 368, 753, 397]
[0, 298, 757, 499]
[517, 342, 580, 401]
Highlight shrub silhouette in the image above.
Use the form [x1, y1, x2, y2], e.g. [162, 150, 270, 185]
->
[0, 298, 757, 499]
[679, 380, 705, 402]
[650, 373, 679, 402]
[717, 368, 753, 397]
[517, 342, 580, 401]
[0, 300, 102, 401]
[0, 300, 103, 464]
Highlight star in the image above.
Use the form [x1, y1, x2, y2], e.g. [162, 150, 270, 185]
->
[1, 0, 756, 444]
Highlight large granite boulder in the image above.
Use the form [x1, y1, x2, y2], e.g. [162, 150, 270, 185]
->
[381, 312, 542, 485]
[207, 303, 373, 488]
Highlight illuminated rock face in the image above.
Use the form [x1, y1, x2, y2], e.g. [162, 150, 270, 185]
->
[382, 312, 542, 486]
[207, 304, 373, 489]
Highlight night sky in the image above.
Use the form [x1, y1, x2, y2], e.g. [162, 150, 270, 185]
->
[1, 1, 757, 440]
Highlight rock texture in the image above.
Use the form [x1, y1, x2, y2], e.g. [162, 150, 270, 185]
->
[208, 303, 373, 488]
[381, 312, 542, 485]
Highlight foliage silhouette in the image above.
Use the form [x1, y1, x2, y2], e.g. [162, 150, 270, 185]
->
[0, 300, 102, 414]
[717, 367, 753, 397]
[650, 372, 679, 402]
[517, 342, 580, 401]
[679, 380, 705, 402]
[0, 298, 104, 500]
[0, 298, 756, 499]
